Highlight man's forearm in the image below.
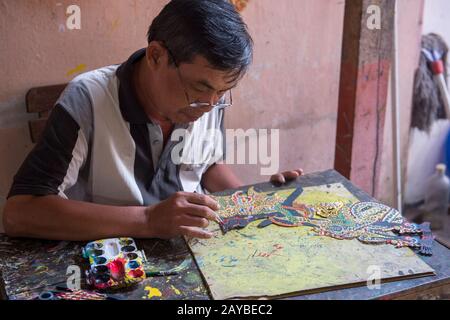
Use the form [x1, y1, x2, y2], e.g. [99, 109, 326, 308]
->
[201, 163, 243, 193]
[3, 195, 149, 241]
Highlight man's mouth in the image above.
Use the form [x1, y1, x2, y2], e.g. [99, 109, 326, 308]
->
[180, 109, 205, 122]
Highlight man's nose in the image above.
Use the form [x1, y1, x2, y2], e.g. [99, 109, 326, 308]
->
[199, 92, 220, 106]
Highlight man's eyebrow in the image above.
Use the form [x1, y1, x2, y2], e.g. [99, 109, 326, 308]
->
[196, 80, 237, 92]
[197, 80, 216, 90]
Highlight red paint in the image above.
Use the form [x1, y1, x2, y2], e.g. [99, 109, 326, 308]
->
[431, 60, 444, 75]
[128, 268, 144, 278]
[108, 258, 126, 281]
[351, 60, 390, 195]
[255, 244, 284, 258]
[336, 59, 391, 195]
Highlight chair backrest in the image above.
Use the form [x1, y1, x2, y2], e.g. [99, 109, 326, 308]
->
[26, 84, 67, 143]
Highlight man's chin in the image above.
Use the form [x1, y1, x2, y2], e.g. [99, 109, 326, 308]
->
[174, 114, 202, 124]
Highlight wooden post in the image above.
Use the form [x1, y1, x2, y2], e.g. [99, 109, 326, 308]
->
[334, 0, 394, 196]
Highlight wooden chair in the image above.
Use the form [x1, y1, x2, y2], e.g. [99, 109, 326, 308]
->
[26, 84, 67, 143]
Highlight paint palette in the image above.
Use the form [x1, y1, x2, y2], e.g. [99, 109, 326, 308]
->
[82, 238, 147, 290]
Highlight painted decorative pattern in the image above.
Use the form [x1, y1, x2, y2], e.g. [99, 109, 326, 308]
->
[189, 183, 435, 299]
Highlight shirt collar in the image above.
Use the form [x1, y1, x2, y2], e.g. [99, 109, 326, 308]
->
[116, 48, 191, 131]
[116, 48, 152, 124]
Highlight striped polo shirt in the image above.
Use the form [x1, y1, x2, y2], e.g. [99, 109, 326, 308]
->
[8, 49, 225, 206]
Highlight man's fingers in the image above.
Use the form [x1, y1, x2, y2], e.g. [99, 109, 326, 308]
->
[282, 170, 302, 181]
[271, 169, 304, 184]
[185, 192, 219, 211]
[282, 171, 298, 180]
[185, 203, 219, 222]
[270, 173, 285, 184]
[179, 214, 210, 228]
[179, 226, 213, 239]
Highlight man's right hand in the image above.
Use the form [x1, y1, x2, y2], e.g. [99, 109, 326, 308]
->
[144, 191, 220, 239]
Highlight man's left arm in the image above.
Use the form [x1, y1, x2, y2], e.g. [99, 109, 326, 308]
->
[201, 163, 242, 193]
[201, 164, 304, 193]
[201, 109, 304, 193]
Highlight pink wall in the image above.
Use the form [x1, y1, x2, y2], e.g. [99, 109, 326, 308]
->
[0, 0, 345, 216]
[0, 0, 168, 231]
[0, 0, 424, 231]
[224, 0, 345, 182]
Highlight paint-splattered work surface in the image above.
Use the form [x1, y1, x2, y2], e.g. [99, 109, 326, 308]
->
[1, 170, 449, 300]
[189, 183, 435, 300]
[0, 236, 208, 300]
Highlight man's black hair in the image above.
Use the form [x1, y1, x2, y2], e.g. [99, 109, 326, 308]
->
[147, 0, 253, 82]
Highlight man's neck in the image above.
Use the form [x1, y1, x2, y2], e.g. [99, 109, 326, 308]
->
[133, 58, 171, 125]
[133, 58, 174, 146]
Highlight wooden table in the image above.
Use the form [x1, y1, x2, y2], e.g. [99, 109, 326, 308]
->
[1, 170, 449, 300]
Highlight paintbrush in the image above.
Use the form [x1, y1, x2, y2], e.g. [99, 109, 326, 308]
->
[145, 270, 179, 277]
[194, 191, 223, 224]
[214, 212, 224, 225]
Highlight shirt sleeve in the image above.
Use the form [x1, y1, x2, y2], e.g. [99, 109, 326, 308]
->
[203, 107, 226, 170]
[7, 82, 92, 199]
[217, 108, 226, 164]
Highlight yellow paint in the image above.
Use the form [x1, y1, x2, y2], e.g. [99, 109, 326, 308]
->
[66, 64, 87, 77]
[171, 285, 181, 295]
[35, 265, 48, 274]
[144, 286, 162, 299]
[111, 18, 120, 30]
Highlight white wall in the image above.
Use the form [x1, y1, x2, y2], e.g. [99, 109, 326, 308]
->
[403, 0, 450, 205]
[423, 0, 450, 77]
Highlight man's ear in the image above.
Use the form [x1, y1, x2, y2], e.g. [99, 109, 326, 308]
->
[146, 41, 167, 70]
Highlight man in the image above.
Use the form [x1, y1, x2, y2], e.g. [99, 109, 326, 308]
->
[3, 0, 302, 241]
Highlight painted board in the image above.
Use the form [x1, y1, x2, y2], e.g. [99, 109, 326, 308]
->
[188, 183, 435, 300]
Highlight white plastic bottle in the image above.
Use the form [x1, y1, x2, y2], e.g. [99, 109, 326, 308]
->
[422, 164, 450, 230]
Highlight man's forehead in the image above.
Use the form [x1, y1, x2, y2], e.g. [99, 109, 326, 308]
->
[180, 55, 240, 89]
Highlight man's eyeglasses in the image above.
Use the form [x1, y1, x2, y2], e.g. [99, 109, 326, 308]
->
[165, 45, 233, 110]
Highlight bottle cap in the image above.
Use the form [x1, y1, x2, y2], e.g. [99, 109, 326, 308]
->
[436, 163, 446, 174]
